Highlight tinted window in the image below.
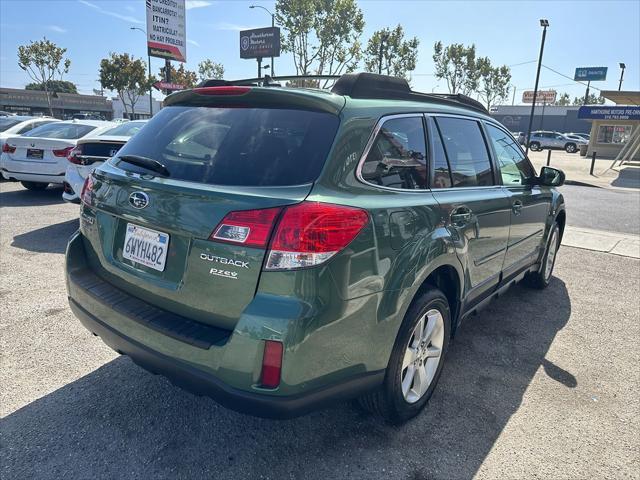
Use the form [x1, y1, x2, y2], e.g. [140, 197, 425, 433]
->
[101, 121, 146, 137]
[428, 119, 451, 188]
[22, 122, 97, 139]
[114, 106, 339, 187]
[486, 124, 535, 186]
[360, 116, 427, 189]
[435, 117, 493, 187]
[0, 118, 23, 132]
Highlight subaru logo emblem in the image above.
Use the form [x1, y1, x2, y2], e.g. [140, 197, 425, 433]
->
[129, 191, 149, 209]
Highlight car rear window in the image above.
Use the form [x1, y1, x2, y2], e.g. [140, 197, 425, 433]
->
[0, 118, 24, 131]
[22, 122, 97, 139]
[113, 106, 340, 187]
[101, 121, 146, 137]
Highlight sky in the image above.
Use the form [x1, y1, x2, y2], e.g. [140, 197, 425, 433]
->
[1, 0, 639, 105]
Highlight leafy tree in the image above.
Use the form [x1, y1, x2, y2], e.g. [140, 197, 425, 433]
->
[432, 41, 479, 96]
[26, 80, 78, 94]
[572, 93, 605, 105]
[476, 57, 511, 109]
[197, 59, 225, 81]
[276, 0, 364, 87]
[554, 92, 571, 106]
[100, 53, 154, 119]
[363, 25, 419, 81]
[159, 63, 198, 89]
[17, 37, 71, 116]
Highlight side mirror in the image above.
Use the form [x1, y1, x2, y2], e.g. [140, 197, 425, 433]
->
[538, 166, 565, 187]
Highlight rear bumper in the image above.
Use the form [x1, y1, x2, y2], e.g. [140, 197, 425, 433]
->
[1, 168, 65, 184]
[69, 296, 382, 418]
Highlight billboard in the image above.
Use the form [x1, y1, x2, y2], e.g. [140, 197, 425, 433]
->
[146, 0, 187, 62]
[239, 27, 281, 59]
[522, 90, 557, 104]
[574, 67, 607, 82]
[578, 106, 640, 121]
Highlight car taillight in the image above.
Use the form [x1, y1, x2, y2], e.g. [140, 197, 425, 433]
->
[192, 86, 252, 96]
[80, 175, 94, 205]
[67, 146, 82, 164]
[260, 340, 283, 389]
[53, 146, 74, 157]
[211, 207, 282, 248]
[265, 202, 369, 270]
[2, 142, 15, 154]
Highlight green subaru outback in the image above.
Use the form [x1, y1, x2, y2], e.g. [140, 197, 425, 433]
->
[65, 73, 565, 423]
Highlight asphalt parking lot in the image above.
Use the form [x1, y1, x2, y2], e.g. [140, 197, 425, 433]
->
[1, 182, 639, 480]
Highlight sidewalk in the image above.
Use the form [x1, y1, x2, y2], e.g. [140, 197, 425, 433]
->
[528, 150, 640, 190]
[562, 225, 640, 259]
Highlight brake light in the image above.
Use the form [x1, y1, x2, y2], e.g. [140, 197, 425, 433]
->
[80, 175, 94, 205]
[53, 146, 74, 157]
[260, 340, 283, 389]
[192, 86, 251, 96]
[2, 142, 15, 154]
[211, 207, 282, 248]
[265, 202, 369, 270]
[67, 146, 82, 164]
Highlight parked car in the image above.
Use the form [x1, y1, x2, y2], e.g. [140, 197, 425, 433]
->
[566, 132, 590, 141]
[527, 130, 587, 153]
[511, 131, 526, 145]
[0, 115, 60, 141]
[0, 120, 112, 190]
[66, 73, 566, 423]
[63, 120, 148, 203]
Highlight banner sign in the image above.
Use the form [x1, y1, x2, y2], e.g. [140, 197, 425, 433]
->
[146, 0, 187, 62]
[522, 90, 557, 104]
[239, 27, 281, 59]
[153, 81, 185, 91]
[574, 67, 607, 82]
[578, 106, 640, 121]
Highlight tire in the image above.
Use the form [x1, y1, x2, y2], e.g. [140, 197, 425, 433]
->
[20, 181, 48, 191]
[529, 142, 541, 151]
[525, 222, 560, 289]
[358, 287, 451, 424]
[565, 143, 577, 153]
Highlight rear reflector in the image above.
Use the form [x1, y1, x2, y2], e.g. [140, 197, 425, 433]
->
[260, 340, 283, 389]
[265, 202, 369, 270]
[192, 86, 252, 96]
[2, 143, 15, 154]
[211, 207, 282, 248]
[53, 146, 74, 157]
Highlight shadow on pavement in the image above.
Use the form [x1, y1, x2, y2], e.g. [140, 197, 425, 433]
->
[611, 165, 640, 189]
[0, 184, 66, 207]
[1, 279, 571, 479]
[11, 219, 79, 254]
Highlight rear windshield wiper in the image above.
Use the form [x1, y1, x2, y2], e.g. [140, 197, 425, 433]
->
[118, 155, 170, 177]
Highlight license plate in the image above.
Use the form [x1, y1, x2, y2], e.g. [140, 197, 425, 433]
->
[26, 149, 44, 159]
[122, 223, 169, 272]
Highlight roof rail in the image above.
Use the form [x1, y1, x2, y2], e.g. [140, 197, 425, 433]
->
[196, 72, 488, 113]
[331, 72, 488, 113]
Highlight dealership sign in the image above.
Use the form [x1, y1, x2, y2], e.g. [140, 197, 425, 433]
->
[239, 27, 281, 59]
[153, 81, 185, 91]
[146, 0, 187, 62]
[574, 67, 608, 82]
[578, 106, 640, 121]
[522, 90, 557, 104]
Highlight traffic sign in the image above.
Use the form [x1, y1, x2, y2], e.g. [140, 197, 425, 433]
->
[574, 67, 608, 82]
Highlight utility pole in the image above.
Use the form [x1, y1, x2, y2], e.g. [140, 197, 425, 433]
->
[525, 19, 549, 158]
[618, 63, 626, 91]
[583, 80, 591, 105]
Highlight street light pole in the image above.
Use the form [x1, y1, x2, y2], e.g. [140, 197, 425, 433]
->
[618, 63, 626, 91]
[525, 19, 549, 158]
[249, 5, 275, 75]
[131, 27, 153, 117]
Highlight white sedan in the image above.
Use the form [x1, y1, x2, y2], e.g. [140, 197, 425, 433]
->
[63, 120, 147, 203]
[0, 115, 60, 141]
[0, 120, 112, 190]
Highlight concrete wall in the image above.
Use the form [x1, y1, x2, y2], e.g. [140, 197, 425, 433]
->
[586, 119, 640, 160]
[490, 105, 592, 134]
[111, 94, 162, 120]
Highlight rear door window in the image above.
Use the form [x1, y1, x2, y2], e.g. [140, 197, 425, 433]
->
[435, 117, 494, 187]
[22, 122, 97, 139]
[360, 116, 428, 189]
[114, 106, 340, 187]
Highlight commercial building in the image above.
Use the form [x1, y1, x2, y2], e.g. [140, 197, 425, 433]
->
[490, 105, 591, 134]
[579, 90, 640, 160]
[0, 87, 112, 119]
[111, 94, 162, 120]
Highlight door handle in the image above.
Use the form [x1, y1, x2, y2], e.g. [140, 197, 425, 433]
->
[450, 207, 472, 226]
[512, 200, 523, 215]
